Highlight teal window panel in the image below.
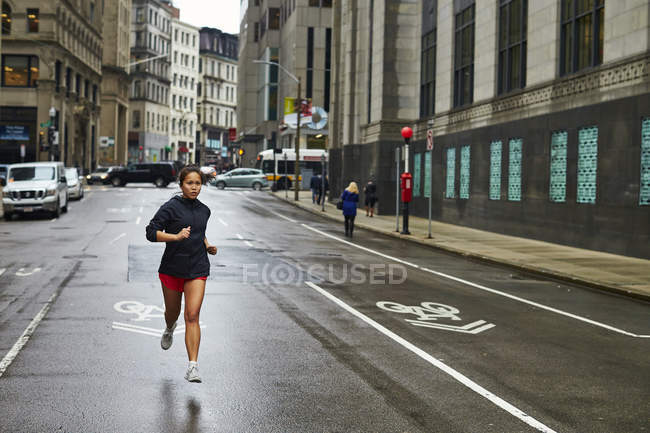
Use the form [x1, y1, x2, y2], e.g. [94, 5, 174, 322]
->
[413, 153, 422, 197]
[489, 141, 502, 200]
[577, 126, 598, 204]
[446, 147, 456, 198]
[508, 138, 522, 201]
[550, 131, 568, 203]
[460, 145, 470, 199]
[424, 152, 432, 198]
[641, 118, 650, 205]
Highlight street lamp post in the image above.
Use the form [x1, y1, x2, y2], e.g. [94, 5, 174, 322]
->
[48, 107, 57, 162]
[321, 153, 326, 212]
[252, 60, 302, 201]
[283, 152, 288, 200]
[400, 126, 413, 235]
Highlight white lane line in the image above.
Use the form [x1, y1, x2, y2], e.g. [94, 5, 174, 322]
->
[139, 206, 143, 213]
[50, 218, 56, 222]
[111, 325, 161, 338]
[240, 194, 297, 223]
[135, 216, 142, 225]
[0, 290, 59, 377]
[302, 224, 650, 339]
[305, 281, 556, 433]
[109, 233, 126, 244]
[236, 233, 244, 240]
[0, 268, 5, 277]
[245, 241, 254, 247]
[217, 217, 228, 227]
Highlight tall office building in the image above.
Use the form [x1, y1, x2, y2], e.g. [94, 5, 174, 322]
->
[100, 0, 131, 166]
[330, 0, 650, 258]
[197, 27, 238, 167]
[1, 0, 103, 170]
[128, 0, 171, 163]
[170, 17, 199, 163]
[237, 0, 333, 164]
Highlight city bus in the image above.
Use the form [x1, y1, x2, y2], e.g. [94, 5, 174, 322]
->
[255, 148, 328, 190]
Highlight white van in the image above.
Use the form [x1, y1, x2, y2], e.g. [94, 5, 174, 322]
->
[2, 162, 69, 220]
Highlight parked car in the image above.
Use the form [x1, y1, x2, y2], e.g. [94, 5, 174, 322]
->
[108, 162, 177, 187]
[86, 166, 122, 185]
[2, 162, 68, 219]
[213, 168, 269, 190]
[65, 167, 84, 200]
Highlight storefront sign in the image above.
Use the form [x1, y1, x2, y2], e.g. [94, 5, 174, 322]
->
[0, 125, 29, 141]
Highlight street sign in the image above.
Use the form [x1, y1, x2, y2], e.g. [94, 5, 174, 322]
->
[427, 129, 434, 151]
[52, 131, 59, 145]
[40, 121, 51, 128]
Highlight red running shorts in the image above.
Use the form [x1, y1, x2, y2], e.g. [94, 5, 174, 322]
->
[159, 273, 207, 293]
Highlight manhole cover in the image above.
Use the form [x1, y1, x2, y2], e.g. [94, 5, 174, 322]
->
[62, 254, 98, 259]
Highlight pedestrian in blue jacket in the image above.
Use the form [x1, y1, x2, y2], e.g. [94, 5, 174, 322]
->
[340, 181, 359, 237]
[146, 166, 217, 383]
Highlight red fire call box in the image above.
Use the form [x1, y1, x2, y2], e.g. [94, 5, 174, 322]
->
[400, 172, 413, 203]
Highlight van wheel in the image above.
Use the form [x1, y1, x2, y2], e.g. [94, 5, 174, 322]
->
[252, 182, 262, 191]
[154, 177, 165, 187]
[216, 181, 226, 190]
[4, 212, 13, 221]
[111, 177, 122, 187]
[52, 200, 61, 218]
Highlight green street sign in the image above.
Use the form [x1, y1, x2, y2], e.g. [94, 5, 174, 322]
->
[40, 120, 51, 128]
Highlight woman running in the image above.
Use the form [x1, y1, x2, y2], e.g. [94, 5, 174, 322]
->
[145, 166, 217, 383]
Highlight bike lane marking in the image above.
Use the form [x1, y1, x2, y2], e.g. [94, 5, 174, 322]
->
[306, 281, 556, 433]
[302, 224, 650, 338]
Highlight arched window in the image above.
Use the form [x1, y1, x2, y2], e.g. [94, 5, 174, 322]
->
[2, 2, 11, 35]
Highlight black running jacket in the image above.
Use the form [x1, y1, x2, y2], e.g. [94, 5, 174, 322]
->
[145, 195, 211, 278]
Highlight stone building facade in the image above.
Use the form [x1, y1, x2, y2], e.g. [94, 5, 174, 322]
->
[170, 18, 199, 164]
[99, 0, 131, 166]
[330, 0, 650, 259]
[237, 0, 333, 165]
[197, 27, 238, 167]
[1, 0, 103, 171]
[128, 0, 171, 163]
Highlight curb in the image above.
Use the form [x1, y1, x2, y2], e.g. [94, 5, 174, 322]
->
[270, 193, 650, 303]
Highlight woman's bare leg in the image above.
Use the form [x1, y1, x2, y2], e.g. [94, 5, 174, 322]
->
[161, 283, 182, 328]
[183, 279, 206, 362]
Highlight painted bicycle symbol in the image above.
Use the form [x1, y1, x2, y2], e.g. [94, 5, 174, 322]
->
[376, 301, 495, 334]
[113, 300, 165, 322]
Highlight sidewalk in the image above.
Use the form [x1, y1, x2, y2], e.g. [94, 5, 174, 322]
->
[271, 191, 650, 301]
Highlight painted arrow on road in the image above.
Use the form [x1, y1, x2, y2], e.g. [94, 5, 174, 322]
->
[407, 319, 495, 334]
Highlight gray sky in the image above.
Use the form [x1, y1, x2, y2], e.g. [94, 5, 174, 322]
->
[172, 0, 240, 34]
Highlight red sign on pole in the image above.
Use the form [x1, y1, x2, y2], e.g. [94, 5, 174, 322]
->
[229, 128, 237, 142]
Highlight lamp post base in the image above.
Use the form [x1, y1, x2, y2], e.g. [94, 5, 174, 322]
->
[400, 203, 411, 235]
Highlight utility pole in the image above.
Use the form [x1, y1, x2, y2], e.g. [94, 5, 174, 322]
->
[294, 77, 301, 201]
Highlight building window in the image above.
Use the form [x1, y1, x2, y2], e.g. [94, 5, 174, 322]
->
[508, 138, 522, 201]
[446, 147, 456, 199]
[1, 55, 39, 87]
[133, 110, 141, 128]
[254, 22, 259, 42]
[577, 126, 598, 204]
[560, 0, 604, 76]
[325, 27, 332, 112]
[641, 118, 650, 206]
[420, 30, 436, 118]
[490, 141, 502, 200]
[2, 2, 11, 34]
[90, 2, 95, 22]
[460, 145, 470, 199]
[549, 130, 568, 203]
[55, 61, 61, 92]
[27, 8, 38, 33]
[498, 0, 527, 94]
[269, 8, 280, 30]
[454, 4, 475, 107]
[306, 27, 314, 98]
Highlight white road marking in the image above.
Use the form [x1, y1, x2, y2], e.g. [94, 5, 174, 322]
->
[217, 217, 228, 227]
[236, 233, 244, 239]
[139, 206, 143, 213]
[0, 268, 5, 277]
[305, 281, 557, 433]
[109, 233, 126, 244]
[15, 267, 42, 277]
[135, 216, 141, 225]
[111, 321, 205, 337]
[50, 218, 56, 222]
[245, 241, 254, 247]
[240, 194, 297, 222]
[302, 224, 650, 339]
[0, 289, 59, 378]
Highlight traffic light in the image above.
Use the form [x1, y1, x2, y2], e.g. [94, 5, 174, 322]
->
[238, 148, 245, 156]
[47, 126, 55, 145]
[39, 131, 47, 152]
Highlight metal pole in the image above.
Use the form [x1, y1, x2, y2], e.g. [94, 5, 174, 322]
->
[321, 155, 325, 212]
[294, 78, 301, 201]
[284, 154, 288, 200]
[273, 149, 277, 191]
[401, 141, 410, 235]
[395, 146, 400, 232]
[428, 146, 433, 239]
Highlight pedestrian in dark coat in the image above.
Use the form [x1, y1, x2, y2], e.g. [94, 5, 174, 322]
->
[310, 175, 321, 203]
[145, 166, 217, 383]
[364, 179, 378, 217]
[340, 181, 359, 237]
[317, 175, 329, 205]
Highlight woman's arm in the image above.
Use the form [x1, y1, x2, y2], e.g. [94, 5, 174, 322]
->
[154, 229, 189, 243]
[204, 237, 217, 255]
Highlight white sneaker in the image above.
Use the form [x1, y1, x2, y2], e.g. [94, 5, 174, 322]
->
[185, 364, 202, 383]
[160, 322, 177, 350]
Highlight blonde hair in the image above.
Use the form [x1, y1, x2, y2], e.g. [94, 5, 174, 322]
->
[346, 182, 359, 194]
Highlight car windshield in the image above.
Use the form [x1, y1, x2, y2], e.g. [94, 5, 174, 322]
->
[65, 168, 78, 178]
[9, 166, 55, 181]
[95, 167, 109, 173]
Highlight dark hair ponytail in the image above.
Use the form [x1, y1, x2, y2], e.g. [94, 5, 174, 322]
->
[178, 165, 206, 185]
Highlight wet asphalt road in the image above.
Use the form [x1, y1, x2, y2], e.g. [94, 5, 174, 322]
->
[0, 183, 648, 433]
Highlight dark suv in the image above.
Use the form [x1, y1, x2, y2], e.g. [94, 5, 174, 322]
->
[108, 162, 177, 187]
